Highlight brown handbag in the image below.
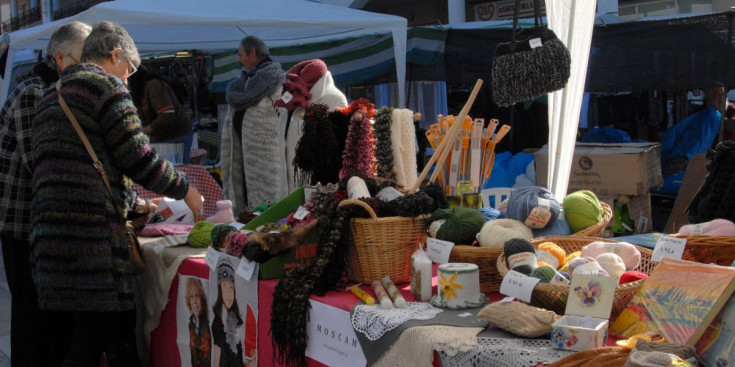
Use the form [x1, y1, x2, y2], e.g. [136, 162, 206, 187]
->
[57, 82, 146, 275]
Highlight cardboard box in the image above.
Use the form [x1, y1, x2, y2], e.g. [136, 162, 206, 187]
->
[600, 192, 653, 235]
[551, 274, 617, 352]
[244, 187, 319, 279]
[535, 143, 663, 196]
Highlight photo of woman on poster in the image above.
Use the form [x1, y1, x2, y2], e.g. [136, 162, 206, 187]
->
[212, 256, 257, 367]
[186, 278, 212, 367]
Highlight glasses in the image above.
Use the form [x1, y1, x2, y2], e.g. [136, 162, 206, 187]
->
[66, 53, 79, 64]
[126, 59, 137, 77]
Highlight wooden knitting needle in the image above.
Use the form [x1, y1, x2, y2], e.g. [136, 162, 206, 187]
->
[410, 79, 483, 193]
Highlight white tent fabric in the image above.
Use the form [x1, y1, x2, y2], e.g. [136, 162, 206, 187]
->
[1, 0, 407, 105]
[545, 0, 596, 199]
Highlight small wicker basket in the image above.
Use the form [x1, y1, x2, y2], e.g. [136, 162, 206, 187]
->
[496, 236, 657, 321]
[669, 234, 735, 266]
[338, 199, 426, 284]
[448, 202, 614, 293]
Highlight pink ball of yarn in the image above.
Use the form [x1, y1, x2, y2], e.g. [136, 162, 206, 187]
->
[581, 241, 641, 270]
[678, 219, 735, 236]
[619, 270, 648, 285]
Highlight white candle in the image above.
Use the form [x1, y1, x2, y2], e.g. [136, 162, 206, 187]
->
[381, 276, 407, 308]
[371, 280, 393, 309]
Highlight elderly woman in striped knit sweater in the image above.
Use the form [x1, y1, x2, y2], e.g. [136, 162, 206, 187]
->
[31, 21, 203, 367]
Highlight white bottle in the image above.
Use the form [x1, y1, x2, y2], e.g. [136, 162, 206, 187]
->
[347, 176, 371, 199]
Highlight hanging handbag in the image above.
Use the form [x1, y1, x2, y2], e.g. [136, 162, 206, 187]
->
[56, 82, 146, 275]
[491, 0, 571, 107]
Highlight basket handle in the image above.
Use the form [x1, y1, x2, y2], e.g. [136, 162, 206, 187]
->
[337, 199, 379, 219]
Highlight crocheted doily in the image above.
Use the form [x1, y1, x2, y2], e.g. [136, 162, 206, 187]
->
[351, 302, 443, 341]
[439, 337, 575, 367]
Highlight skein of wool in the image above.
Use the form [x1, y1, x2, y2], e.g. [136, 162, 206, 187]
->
[188, 221, 216, 248]
[504, 238, 537, 275]
[532, 210, 572, 237]
[678, 218, 735, 236]
[210, 224, 238, 250]
[536, 242, 567, 270]
[595, 253, 626, 280]
[563, 190, 604, 233]
[506, 186, 561, 230]
[476, 218, 533, 248]
[581, 241, 641, 270]
[426, 207, 487, 244]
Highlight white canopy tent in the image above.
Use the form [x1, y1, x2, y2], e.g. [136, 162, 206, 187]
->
[1, 0, 407, 105]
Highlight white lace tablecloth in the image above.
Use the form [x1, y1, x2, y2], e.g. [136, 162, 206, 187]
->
[439, 337, 575, 367]
[351, 302, 443, 341]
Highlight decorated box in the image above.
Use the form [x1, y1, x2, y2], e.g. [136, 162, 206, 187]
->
[551, 274, 617, 352]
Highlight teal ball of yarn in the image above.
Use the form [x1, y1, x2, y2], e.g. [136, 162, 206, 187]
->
[210, 224, 238, 249]
[530, 266, 558, 283]
[563, 190, 604, 233]
[506, 186, 561, 230]
[426, 207, 486, 244]
[189, 221, 216, 248]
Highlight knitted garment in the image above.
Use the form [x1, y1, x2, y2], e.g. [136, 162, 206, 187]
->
[277, 71, 347, 195]
[31, 62, 190, 312]
[138, 78, 192, 141]
[339, 110, 375, 180]
[687, 141, 735, 223]
[273, 59, 328, 111]
[225, 59, 285, 112]
[440, 337, 576, 367]
[373, 107, 396, 181]
[390, 108, 418, 188]
[374, 325, 482, 367]
[292, 104, 345, 188]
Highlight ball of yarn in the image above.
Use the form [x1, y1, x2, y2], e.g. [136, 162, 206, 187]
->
[189, 221, 216, 248]
[225, 231, 249, 257]
[560, 251, 581, 272]
[566, 257, 606, 279]
[504, 238, 537, 275]
[581, 241, 641, 270]
[678, 219, 735, 236]
[426, 207, 487, 244]
[505, 186, 561, 230]
[476, 218, 533, 248]
[619, 270, 648, 285]
[595, 253, 626, 280]
[570, 258, 609, 278]
[478, 207, 506, 221]
[529, 266, 558, 283]
[532, 210, 572, 237]
[211, 224, 238, 250]
[536, 242, 567, 269]
[563, 190, 604, 233]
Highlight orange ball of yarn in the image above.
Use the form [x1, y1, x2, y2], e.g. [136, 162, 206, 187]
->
[536, 242, 567, 270]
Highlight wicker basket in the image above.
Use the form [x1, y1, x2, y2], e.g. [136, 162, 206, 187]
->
[447, 202, 613, 294]
[669, 234, 735, 266]
[496, 236, 657, 321]
[570, 201, 613, 237]
[338, 199, 426, 284]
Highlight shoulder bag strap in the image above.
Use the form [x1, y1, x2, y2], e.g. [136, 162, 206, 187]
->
[56, 81, 126, 222]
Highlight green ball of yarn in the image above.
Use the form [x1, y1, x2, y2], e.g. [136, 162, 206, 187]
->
[189, 221, 216, 248]
[530, 265, 560, 283]
[210, 224, 238, 250]
[563, 190, 604, 233]
[426, 207, 486, 245]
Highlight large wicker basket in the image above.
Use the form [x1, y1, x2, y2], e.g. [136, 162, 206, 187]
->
[448, 202, 614, 293]
[496, 236, 657, 321]
[669, 234, 735, 266]
[571, 201, 613, 237]
[338, 199, 426, 284]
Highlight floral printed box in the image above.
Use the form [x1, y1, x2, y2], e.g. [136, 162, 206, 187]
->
[551, 273, 617, 352]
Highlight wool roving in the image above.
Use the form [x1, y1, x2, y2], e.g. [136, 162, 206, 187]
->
[210, 224, 238, 250]
[532, 210, 572, 238]
[569, 257, 609, 279]
[595, 253, 626, 280]
[506, 186, 561, 230]
[476, 218, 533, 248]
[188, 221, 216, 248]
[563, 190, 604, 233]
[426, 207, 487, 244]
[619, 270, 648, 285]
[678, 218, 735, 236]
[536, 242, 567, 269]
[581, 241, 641, 270]
[504, 238, 537, 275]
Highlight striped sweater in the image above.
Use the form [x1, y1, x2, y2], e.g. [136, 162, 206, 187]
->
[31, 63, 189, 312]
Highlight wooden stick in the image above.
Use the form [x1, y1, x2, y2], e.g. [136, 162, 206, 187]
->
[410, 79, 483, 193]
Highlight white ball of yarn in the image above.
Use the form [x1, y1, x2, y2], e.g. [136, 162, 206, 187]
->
[476, 218, 533, 248]
[581, 241, 641, 270]
[595, 253, 626, 280]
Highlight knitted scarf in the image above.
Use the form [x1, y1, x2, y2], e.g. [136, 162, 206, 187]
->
[271, 203, 350, 367]
[293, 104, 343, 187]
[373, 107, 396, 180]
[226, 58, 285, 112]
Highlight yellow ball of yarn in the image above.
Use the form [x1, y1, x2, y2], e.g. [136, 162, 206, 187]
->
[563, 190, 604, 233]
